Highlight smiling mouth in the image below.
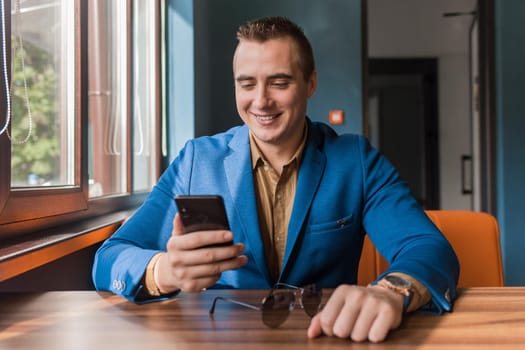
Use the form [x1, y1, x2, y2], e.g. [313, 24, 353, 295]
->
[253, 113, 280, 121]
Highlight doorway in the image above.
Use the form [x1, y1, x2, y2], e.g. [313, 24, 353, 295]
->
[368, 59, 439, 209]
[365, 0, 490, 211]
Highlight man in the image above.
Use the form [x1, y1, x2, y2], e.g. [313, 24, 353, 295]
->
[93, 16, 459, 342]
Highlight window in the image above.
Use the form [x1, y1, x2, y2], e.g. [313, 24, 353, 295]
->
[9, 0, 76, 189]
[88, 0, 129, 197]
[132, 0, 161, 193]
[0, 0, 164, 237]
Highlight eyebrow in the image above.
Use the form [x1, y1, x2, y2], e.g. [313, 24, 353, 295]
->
[268, 73, 293, 80]
[235, 75, 254, 82]
[235, 73, 294, 82]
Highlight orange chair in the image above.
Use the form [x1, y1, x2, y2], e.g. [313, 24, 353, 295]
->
[358, 210, 504, 287]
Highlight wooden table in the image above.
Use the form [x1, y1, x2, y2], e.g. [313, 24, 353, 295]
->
[1, 288, 524, 349]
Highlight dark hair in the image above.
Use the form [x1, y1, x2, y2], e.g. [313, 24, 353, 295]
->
[236, 16, 315, 81]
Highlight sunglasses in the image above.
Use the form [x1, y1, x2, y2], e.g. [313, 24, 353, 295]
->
[209, 283, 322, 328]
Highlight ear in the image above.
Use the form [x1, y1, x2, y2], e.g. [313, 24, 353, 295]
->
[307, 70, 318, 98]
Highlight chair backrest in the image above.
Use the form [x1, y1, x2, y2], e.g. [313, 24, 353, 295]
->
[358, 210, 504, 287]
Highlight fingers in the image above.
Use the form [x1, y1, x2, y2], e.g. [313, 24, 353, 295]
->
[175, 255, 249, 293]
[170, 253, 248, 280]
[307, 314, 323, 339]
[171, 213, 234, 250]
[159, 250, 248, 293]
[309, 285, 358, 339]
[162, 216, 248, 293]
[172, 213, 186, 237]
[367, 305, 400, 343]
[164, 255, 248, 293]
[174, 255, 247, 284]
[170, 230, 235, 251]
[168, 242, 245, 266]
[307, 285, 403, 343]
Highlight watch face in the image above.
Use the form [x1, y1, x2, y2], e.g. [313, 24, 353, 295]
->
[385, 275, 412, 288]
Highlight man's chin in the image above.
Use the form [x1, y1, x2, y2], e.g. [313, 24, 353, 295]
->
[251, 130, 281, 145]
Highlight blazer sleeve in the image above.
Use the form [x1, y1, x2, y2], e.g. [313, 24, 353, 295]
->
[358, 136, 459, 314]
[91, 140, 198, 302]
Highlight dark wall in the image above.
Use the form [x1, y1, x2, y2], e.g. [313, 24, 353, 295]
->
[192, 0, 363, 136]
[495, 0, 525, 286]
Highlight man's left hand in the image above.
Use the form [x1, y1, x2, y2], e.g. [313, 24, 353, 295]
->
[307, 284, 404, 342]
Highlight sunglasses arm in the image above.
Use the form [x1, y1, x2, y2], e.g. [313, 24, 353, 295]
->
[209, 296, 261, 315]
[273, 282, 301, 290]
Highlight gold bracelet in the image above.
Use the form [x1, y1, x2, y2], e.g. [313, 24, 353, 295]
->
[144, 253, 162, 296]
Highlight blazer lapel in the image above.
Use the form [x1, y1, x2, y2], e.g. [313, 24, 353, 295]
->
[224, 126, 271, 282]
[281, 126, 326, 278]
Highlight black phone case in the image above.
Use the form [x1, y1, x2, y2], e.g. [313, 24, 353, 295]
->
[175, 195, 230, 234]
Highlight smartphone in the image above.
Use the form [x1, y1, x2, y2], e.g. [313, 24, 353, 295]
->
[175, 195, 232, 246]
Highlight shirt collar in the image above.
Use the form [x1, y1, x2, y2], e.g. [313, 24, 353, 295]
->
[249, 122, 308, 170]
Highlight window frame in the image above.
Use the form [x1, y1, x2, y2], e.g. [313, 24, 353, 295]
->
[0, 0, 163, 239]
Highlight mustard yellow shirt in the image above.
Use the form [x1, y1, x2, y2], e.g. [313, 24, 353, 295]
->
[249, 125, 307, 282]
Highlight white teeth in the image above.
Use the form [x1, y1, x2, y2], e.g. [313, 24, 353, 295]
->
[255, 114, 277, 121]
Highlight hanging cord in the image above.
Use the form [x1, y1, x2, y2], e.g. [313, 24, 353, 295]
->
[132, 12, 144, 156]
[0, 0, 11, 136]
[133, 87, 145, 156]
[7, 0, 33, 144]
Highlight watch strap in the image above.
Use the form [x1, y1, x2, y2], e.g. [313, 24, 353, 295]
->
[376, 275, 414, 313]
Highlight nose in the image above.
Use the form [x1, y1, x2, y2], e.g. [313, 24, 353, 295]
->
[253, 85, 272, 109]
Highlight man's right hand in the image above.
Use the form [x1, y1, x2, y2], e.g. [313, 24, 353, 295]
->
[154, 213, 248, 293]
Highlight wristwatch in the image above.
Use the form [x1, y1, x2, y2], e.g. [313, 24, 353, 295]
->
[377, 274, 414, 313]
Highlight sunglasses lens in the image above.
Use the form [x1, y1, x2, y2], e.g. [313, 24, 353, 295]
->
[261, 292, 294, 328]
[302, 284, 322, 317]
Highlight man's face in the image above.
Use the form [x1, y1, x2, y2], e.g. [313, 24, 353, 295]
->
[233, 37, 317, 152]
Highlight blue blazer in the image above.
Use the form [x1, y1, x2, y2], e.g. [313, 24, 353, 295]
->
[93, 120, 459, 313]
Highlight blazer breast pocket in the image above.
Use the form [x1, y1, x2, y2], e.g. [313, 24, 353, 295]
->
[305, 214, 356, 235]
[298, 213, 363, 283]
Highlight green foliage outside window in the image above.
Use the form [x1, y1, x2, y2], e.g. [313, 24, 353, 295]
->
[10, 40, 59, 186]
